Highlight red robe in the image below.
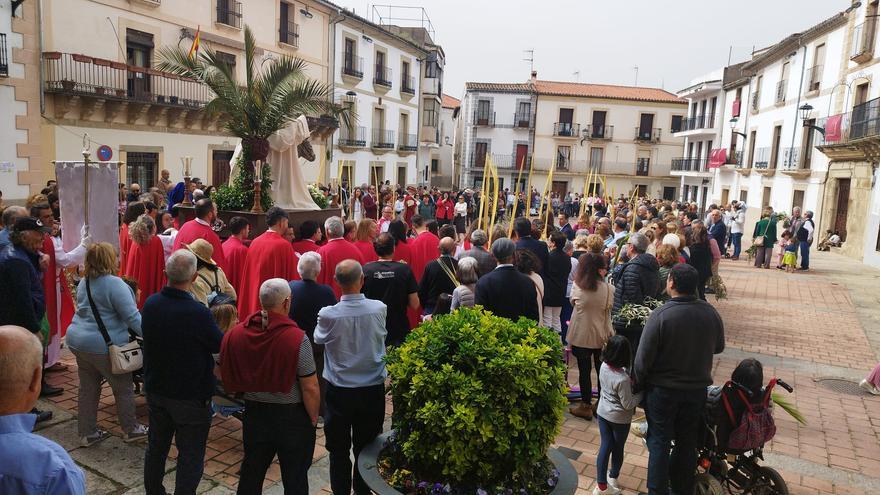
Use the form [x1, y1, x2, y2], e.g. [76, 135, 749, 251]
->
[124, 236, 167, 308]
[354, 240, 378, 264]
[222, 236, 249, 295]
[119, 223, 132, 276]
[238, 230, 298, 317]
[317, 238, 365, 299]
[409, 231, 440, 283]
[403, 194, 418, 227]
[291, 239, 319, 255]
[393, 239, 413, 266]
[41, 235, 74, 339]
[173, 219, 228, 273]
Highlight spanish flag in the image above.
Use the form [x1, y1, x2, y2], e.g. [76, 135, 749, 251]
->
[188, 26, 201, 59]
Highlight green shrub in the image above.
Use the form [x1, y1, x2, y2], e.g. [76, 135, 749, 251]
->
[385, 307, 567, 487]
[212, 150, 274, 212]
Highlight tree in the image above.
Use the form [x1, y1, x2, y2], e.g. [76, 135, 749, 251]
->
[157, 25, 350, 210]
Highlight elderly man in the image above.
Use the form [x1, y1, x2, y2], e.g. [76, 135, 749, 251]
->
[363, 233, 419, 346]
[0, 205, 27, 249]
[221, 279, 321, 494]
[0, 325, 85, 494]
[172, 199, 228, 273]
[418, 237, 459, 315]
[315, 260, 387, 495]
[142, 250, 224, 495]
[635, 264, 725, 495]
[458, 229, 497, 278]
[317, 216, 365, 299]
[796, 210, 815, 271]
[611, 232, 660, 355]
[475, 238, 540, 321]
[707, 208, 727, 252]
[378, 205, 395, 233]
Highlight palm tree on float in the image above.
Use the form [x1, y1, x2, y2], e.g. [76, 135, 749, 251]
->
[157, 25, 351, 210]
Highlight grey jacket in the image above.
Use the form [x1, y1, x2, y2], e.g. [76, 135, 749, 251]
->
[458, 246, 497, 278]
[597, 363, 643, 424]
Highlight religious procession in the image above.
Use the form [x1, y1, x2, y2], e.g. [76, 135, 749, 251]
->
[3, 2, 880, 495]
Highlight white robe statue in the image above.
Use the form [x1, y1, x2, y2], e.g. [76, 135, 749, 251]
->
[229, 115, 320, 210]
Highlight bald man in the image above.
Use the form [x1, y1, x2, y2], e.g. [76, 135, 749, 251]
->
[0, 205, 27, 250]
[417, 236, 459, 314]
[0, 325, 85, 494]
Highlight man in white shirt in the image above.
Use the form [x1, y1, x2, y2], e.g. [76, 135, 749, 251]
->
[729, 202, 747, 260]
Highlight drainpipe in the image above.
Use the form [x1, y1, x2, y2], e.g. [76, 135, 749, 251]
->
[328, 10, 346, 185]
[38, 0, 45, 115]
[788, 43, 808, 169]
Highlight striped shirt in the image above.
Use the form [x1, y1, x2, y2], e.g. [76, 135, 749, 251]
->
[242, 338, 316, 404]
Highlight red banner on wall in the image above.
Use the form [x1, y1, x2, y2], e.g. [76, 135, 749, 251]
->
[825, 114, 843, 142]
[709, 148, 727, 168]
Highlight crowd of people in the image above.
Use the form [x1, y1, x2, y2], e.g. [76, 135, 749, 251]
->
[0, 173, 871, 495]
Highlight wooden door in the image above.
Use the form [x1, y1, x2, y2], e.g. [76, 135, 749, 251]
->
[515, 144, 529, 170]
[397, 166, 407, 187]
[474, 142, 487, 168]
[835, 179, 850, 241]
[551, 181, 567, 199]
[592, 110, 606, 137]
[770, 125, 782, 168]
[639, 113, 654, 134]
[721, 188, 730, 206]
[211, 150, 234, 186]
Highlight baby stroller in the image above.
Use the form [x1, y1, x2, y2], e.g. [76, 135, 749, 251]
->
[694, 358, 794, 495]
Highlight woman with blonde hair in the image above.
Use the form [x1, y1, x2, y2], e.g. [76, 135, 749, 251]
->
[353, 218, 379, 263]
[66, 242, 146, 446]
[124, 214, 166, 308]
[586, 233, 606, 255]
[655, 244, 679, 300]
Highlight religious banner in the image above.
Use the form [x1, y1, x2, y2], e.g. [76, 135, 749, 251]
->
[55, 160, 121, 252]
[708, 148, 727, 169]
[824, 114, 843, 143]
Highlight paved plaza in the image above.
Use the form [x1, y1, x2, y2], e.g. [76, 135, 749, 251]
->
[34, 250, 880, 495]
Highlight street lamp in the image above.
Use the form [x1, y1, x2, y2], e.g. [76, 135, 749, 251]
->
[729, 117, 747, 140]
[799, 103, 826, 136]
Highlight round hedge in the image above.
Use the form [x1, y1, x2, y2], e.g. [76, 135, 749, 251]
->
[385, 307, 568, 486]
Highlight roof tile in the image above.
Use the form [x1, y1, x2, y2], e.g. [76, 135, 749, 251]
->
[441, 94, 461, 108]
[534, 80, 686, 104]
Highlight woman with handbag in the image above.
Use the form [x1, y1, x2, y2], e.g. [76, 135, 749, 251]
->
[566, 252, 614, 420]
[752, 208, 777, 269]
[66, 242, 147, 447]
[187, 239, 237, 307]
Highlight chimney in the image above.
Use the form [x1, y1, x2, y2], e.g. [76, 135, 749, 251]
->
[530, 70, 537, 83]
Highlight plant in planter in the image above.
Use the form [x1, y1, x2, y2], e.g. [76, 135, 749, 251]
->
[381, 307, 569, 494]
[157, 25, 351, 212]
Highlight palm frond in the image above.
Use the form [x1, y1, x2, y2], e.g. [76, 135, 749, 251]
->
[243, 25, 257, 93]
[771, 392, 806, 425]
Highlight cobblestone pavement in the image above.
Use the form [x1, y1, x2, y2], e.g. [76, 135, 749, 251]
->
[35, 250, 880, 494]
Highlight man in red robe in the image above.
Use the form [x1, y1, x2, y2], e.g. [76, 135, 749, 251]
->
[32, 204, 87, 372]
[237, 208, 298, 317]
[124, 216, 167, 309]
[403, 186, 418, 228]
[408, 215, 440, 283]
[173, 199, 228, 273]
[316, 216, 365, 299]
[222, 216, 251, 295]
[291, 220, 322, 255]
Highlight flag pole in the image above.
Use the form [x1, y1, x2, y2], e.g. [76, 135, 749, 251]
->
[477, 154, 489, 230]
[542, 162, 555, 241]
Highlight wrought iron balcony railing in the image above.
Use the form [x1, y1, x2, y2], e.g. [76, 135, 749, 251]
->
[553, 122, 579, 137]
[371, 129, 395, 149]
[584, 124, 613, 140]
[634, 127, 661, 142]
[374, 65, 392, 88]
[401, 76, 415, 94]
[216, 0, 242, 28]
[338, 126, 366, 148]
[341, 53, 363, 79]
[473, 111, 495, 126]
[280, 21, 299, 47]
[398, 133, 417, 151]
[679, 114, 715, 131]
[671, 157, 709, 172]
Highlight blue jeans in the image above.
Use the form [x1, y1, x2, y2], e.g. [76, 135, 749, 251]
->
[799, 240, 810, 269]
[144, 394, 213, 495]
[731, 233, 743, 258]
[596, 415, 630, 484]
[645, 386, 705, 495]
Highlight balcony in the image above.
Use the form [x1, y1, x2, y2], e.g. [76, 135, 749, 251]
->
[815, 105, 880, 161]
[371, 129, 395, 150]
[584, 124, 613, 140]
[473, 111, 495, 127]
[216, 0, 242, 29]
[401, 76, 415, 95]
[677, 114, 715, 132]
[634, 127, 661, 143]
[374, 65, 392, 89]
[338, 126, 366, 149]
[553, 122, 580, 138]
[775, 80, 786, 105]
[726, 150, 744, 167]
[0, 34, 7, 77]
[469, 153, 530, 170]
[753, 147, 775, 176]
[398, 133, 418, 152]
[279, 21, 300, 47]
[851, 20, 876, 64]
[806, 65, 822, 93]
[780, 148, 810, 178]
[513, 112, 532, 128]
[341, 53, 363, 80]
[671, 157, 709, 173]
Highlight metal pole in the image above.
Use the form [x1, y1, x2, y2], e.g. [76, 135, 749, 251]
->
[789, 45, 808, 169]
[82, 134, 91, 237]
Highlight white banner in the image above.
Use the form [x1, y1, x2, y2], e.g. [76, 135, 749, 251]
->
[55, 161, 121, 252]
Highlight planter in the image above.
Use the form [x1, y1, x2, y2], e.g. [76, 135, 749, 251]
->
[358, 432, 578, 495]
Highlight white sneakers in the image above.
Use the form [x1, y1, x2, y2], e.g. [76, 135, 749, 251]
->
[859, 379, 880, 395]
[592, 474, 621, 495]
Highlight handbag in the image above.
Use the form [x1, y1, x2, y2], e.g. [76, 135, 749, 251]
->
[86, 278, 143, 374]
[754, 219, 771, 247]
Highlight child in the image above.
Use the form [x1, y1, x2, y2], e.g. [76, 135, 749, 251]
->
[775, 231, 792, 269]
[594, 335, 642, 495]
[210, 304, 244, 418]
[782, 234, 798, 273]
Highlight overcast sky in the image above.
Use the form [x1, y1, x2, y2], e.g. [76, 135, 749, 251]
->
[338, 0, 846, 98]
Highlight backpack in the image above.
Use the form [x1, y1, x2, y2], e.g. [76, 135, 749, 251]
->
[198, 270, 236, 307]
[722, 379, 777, 451]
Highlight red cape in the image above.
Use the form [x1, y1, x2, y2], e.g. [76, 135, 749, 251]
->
[237, 230, 297, 317]
[291, 239, 319, 255]
[124, 236, 167, 309]
[118, 223, 132, 276]
[409, 231, 440, 283]
[220, 311, 304, 393]
[354, 240, 378, 264]
[41, 236, 74, 338]
[403, 194, 417, 227]
[222, 236, 249, 295]
[173, 220, 228, 273]
[393, 239, 413, 266]
[317, 239, 365, 299]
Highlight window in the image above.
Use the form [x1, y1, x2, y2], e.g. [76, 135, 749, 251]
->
[0, 34, 8, 78]
[215, 51, 236, 72]
[671, 115, 683, 133]
[663, 186, 676, 201]
[431, 158, 439, 173]
[747, 130, 757, 166]
[709, 97, 717, 125]
[589, 147, 603, 172]
[636, 157, 650, 176]
[126, 29, 153, 99]
[515, 101, 531, 127]
[476, 100, 491, 121]
[474, 142, 488, 168]
[556, 145, 571, 170]
[211, 150, 235, 185]
[126, 152, 158, 189]
[279, 3, 298, 46]
[397, 165, 407, 186]
[770, 125, 782, 168]
[637, 185, 647, 197]
[423, 99, 438, 127]
[638, 113, 655, 139]
[810, 43, 825, 91]
[802, 119, 816, 169]
[733, 87, 743, 117]
[216, 0, 243, 28]
[401, 60, 413, 93]
[792, 190, 805, 212]
[762, 186, 772, 208]
[740, 190, 748, 203]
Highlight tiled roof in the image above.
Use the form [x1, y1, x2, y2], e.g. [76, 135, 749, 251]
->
[441, 94, 461, 108]
[534, 80, 686, 104]
[464, 82, 532, 93]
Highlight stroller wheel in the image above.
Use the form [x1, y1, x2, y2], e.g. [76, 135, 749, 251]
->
[693, 473, 723, 495]
[750, 467, 788, 495]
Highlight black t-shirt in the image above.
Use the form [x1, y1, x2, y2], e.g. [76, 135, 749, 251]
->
[363, 260, 419, 345]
